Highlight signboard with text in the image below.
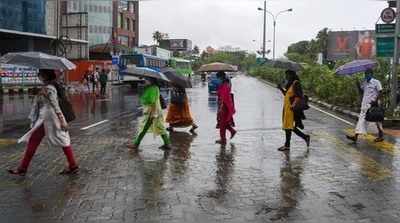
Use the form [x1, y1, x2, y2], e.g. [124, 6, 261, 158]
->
[0, 64, 39, 86]
[327, 30, 376, 60]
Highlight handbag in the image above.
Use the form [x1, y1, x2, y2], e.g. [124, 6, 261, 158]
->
[292, 95, 310, 112]
[365, 103, 385, 122]
[159, 94, 167, 109]
[170, 89, 186, 105]
[46, 84, 76, 123]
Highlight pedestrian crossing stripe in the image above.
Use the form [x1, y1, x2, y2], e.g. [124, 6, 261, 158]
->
[0, 139, 17, 146]
[344, 129, 398, 156]
[314, 131, 392, 182]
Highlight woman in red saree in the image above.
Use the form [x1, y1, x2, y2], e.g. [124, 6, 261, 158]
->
[216, 72, 236, 145]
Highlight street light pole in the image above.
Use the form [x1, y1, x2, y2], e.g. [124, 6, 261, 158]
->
[390, 0, 400, 111]
[262, 0, 266, 58]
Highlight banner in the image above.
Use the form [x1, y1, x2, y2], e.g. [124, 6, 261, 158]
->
[327, 30, 375, 61]
[0, 64, 40, 86]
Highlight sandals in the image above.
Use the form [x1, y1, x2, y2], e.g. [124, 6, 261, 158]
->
[215, 140, 227, 145]
[59, 166, 79, 175]
[374, 137, 384, 143]
[159, 144, 172, 151]
[126, 143, 139, 150]
[8, 169, 27, 176]
[277, 146, 290, 152]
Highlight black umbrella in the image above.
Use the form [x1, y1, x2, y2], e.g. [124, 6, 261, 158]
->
[162, 68, 192, 88]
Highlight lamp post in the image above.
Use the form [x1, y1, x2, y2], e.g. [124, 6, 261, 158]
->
[258, 7, 292, 60]
[257, 0, 267, 58]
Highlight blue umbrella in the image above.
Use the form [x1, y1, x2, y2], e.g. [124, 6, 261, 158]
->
[335, 59, 377, 76]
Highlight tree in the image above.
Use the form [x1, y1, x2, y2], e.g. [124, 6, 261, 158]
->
[152, 31, 169, 45]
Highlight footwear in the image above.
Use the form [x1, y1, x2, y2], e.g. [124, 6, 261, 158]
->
[159, 144, 172, 151]
[189, 124, 198, 133]
[374, 137, 384, 142]
[305, 135, 311, 147]
[346, 135, 357, 143]
[166, 127, 174, 132]
[59, 166, 79, 175]
[215, 140, 227, 145]
[277, 146, 290, 151]
[230, 130, 237, 139]
[126, 143, 139, 150]
[8, 169, 26, 176]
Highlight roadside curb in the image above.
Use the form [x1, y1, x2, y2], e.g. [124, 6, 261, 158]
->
[256, 77, 399, 129]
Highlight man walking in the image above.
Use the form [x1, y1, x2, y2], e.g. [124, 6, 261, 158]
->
[92, 68, 100, 95]
[99, 69, 108, 98]
[347, 69, 384, 143]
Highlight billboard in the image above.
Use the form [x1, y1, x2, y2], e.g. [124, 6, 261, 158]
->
[0, 64, 39, 86]
[327, 30, 375, 61]
[160, 39, 192, 51]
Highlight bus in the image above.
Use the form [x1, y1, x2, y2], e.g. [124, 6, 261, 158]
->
[118, 53, 169, 83]
[169, 58, 193, 77]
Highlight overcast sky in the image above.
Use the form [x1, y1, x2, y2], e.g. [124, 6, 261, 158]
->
[139, 0, 387, 57]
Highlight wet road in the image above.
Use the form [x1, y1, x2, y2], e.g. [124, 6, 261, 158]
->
[1, 75, 400, 223]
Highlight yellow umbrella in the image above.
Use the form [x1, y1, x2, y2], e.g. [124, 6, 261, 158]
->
[198, 62, 238, 72]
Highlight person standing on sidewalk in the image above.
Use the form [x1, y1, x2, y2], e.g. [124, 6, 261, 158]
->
[99, 69, 108, 98]
[277, 70, 310, 151]
[82, 70, 91, 92]
[126, 78, 171, 151]
[346, 69, 384, 143]
[8, 69, 78, 176]
[91, 68, 100, 95]
[215, 71, 236, 145]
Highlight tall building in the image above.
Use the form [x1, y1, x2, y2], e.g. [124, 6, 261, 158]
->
[114, 0, 139, 48]
[62, 0, 113, 47]
[0, 0, 46, 34]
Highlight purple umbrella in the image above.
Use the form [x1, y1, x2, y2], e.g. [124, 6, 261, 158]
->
[335, 59, 377, 76]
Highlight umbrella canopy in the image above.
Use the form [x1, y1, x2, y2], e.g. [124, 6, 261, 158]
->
[198, 62, 237, 72]
[267, 59, 303, 72]
[335, 59, 377, 76]
[0, 52, 76, 70]
[161, 68, 192, 88]
[121, 66, 170, 82]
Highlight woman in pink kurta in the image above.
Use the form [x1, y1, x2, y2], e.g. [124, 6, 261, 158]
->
[216, 72, 236, 145]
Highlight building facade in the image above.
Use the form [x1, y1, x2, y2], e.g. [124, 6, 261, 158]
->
[114, 0, 139, 48]
[0, 0, 46, 34]
[62, 0, 113, 47]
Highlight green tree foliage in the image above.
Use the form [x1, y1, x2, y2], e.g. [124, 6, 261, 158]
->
[200, 51, 257, 71]
[152, 31, 169, 45]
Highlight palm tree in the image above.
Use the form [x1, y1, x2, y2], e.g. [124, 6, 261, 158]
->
[152, 31, 163, 45]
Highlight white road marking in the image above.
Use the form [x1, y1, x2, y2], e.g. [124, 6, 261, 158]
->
[80, 120, 109, 130]
[309, 105, 354, 126]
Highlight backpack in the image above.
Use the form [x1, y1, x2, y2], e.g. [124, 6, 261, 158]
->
[52, 83, 76, 123]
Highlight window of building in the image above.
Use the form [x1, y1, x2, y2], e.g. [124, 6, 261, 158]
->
[126, 18, 130, 31]
[118, 13, 123, 28]
[131, 20, 136, 31]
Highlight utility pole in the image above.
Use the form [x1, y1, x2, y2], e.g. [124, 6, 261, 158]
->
[262, 0, 266, 59]
[273, 20, 276, 60]
[391, 0, 400, 111]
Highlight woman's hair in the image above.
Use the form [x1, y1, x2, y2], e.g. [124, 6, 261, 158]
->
[38, 69, 57, 82]
[216, 71, 228, 82]
[285, 69, 300, 89]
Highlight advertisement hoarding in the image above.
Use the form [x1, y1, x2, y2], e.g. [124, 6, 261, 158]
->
[0, 64, 39, 86]
[327, 30, 376, 61]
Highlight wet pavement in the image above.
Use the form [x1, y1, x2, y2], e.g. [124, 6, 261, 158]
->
[1, 75, 400, 223]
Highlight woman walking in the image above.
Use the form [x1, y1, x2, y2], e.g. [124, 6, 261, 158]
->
[8, 70, 78, 176]
[166, 85, 198, 133]
[215, 71, 236, 145]
[277, 70, 310, 151]
[126, 78, 171, 150]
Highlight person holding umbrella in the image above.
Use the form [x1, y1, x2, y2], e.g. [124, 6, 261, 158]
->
[166, 85, 198, 133]
[126, 77, 171, 151]
[215, 71, 236, 145]
[346, 69, 384, 143]
[277, 70, 310, 151]
[162, 68, 198, 133]
[8, 69, 79, 176]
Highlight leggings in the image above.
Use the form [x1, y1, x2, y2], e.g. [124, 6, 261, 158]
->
[18, 124, 77, 171]
[133, 118, 170, 146]
[285, 128, 308, 147]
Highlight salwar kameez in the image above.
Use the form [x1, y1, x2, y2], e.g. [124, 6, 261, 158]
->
[216, 82, 236, 144]
[133, 85, 170, 146]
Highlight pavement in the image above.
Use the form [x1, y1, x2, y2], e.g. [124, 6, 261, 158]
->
[0, 75, 400, 223]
